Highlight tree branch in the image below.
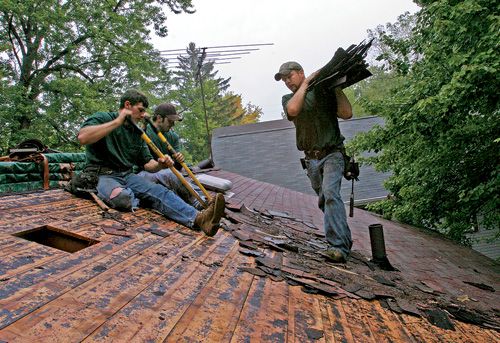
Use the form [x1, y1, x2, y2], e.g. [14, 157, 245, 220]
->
[40, 34, 91, 73]
[47, 118, 79, 147]
[6, 14, 24, 70]
[113, 0, 126, 13]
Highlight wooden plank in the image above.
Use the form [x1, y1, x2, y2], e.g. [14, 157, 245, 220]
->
[0, 242, 66, 278]
[398, 312, 442, 343]
[0, 234, 157, 329]
[230, 277, 290, 342]
[324, 298, 356, 343]
[288, 285, 328, 343]
[338, 299, 377, 342]
[351, 299, 413, 342]
[0, 228, 170, 329]
[0, 230, 200, 341]
[0, 235, 30, 258]
[165, 254, 246, 340]
[0, 216, 146, 279]
[82, 232, 239, 342]
[453, 320, 500, 342]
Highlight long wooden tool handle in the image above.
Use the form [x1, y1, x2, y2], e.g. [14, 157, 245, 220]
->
[126, 117, 208, 208]
[145, 117, 212, 202]
[89, 192, 110, 212]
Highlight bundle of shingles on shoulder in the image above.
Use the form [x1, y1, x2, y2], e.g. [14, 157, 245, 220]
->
[307, 39, 373, 92]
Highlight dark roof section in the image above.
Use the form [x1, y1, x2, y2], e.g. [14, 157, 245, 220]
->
[0, 170, 498, 341]
[212, 116, 390, 202]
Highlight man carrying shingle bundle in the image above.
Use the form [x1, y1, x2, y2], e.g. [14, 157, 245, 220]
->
[275, 62, 353, 263]
[75, 89, 224, 237]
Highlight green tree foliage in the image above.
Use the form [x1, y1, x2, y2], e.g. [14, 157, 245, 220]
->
[344, 12, 418, 117]
[224, 93, 262, 125]
[169, 43, 261, 163]
[0, 0, 194, 153]
[349, 1, 499, 242]
[344, 66, 407, 117]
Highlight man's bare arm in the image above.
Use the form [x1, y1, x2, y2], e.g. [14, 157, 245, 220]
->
[335, 87, 353, 119]
[286, 71, 319, 117]
[77, 108, 131, 145]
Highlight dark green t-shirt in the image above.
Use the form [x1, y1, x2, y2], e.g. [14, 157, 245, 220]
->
[282, 89, 344, 151]
[145, 126, 181, 157]
[82, 112, 153, 171]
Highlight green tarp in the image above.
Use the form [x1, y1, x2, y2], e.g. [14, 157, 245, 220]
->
[0, 153, 86, 194]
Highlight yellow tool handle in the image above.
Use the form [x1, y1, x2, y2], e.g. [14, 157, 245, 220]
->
[127, 117, 208, 208]
[156, 131, 213, 202]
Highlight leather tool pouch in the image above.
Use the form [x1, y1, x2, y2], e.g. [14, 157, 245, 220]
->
[65, 165, 101, 195]
[343, 154, 360, 181]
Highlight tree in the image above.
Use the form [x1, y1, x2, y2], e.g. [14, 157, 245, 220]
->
[0, 0, 194, 153]
[349, 1, 499, 242]
[223, 93, 262, 125]
[343, 66, 407, 117]
[342, 12, 418, 118]
[169, 43, 261, 163]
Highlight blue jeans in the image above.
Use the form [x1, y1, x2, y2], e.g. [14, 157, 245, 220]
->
[96, 172, 198, 228]
[137, 169, 205, 210]
[306, 151, 352, 257]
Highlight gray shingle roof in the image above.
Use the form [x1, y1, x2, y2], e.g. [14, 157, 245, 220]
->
[212, 116, 391, 202]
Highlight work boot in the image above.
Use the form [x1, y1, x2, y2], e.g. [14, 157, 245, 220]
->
[324, 248, 347, 263]
[194, 193, 225, 236]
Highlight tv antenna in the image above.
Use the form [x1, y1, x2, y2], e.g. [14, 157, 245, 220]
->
[160, 43, 273, 162]
[159, 43, 274, 69]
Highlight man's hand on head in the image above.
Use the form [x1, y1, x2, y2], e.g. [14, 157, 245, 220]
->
[117, 107, 134, 124]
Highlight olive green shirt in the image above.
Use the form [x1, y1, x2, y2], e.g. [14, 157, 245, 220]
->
[283, 89, 344, 151]
[82, 112, 153, 171]
[145, 126, 181, 157]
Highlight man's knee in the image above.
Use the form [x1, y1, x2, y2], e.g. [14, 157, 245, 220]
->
[108, 187, 138, 210]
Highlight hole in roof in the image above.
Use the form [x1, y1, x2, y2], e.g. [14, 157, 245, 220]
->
[13, 225, 99, 253]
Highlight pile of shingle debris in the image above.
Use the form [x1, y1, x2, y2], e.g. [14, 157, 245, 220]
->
[222, 203, 499, 331]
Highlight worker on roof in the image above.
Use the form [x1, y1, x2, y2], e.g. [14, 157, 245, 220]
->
[137, 103, 206, 210]
[275, 61, 353, 263]
[76, 89, 224, 236]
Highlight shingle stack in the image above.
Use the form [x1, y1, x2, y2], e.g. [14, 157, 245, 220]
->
[307, 39, 373, 91]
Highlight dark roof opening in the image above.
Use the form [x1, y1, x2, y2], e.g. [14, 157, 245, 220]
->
[13, 225, 99, 253]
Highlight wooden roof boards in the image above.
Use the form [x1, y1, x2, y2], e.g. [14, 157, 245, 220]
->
[0, 170, 499, 342]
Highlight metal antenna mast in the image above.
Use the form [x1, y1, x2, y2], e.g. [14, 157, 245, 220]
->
[195, 47, 213, 160]
[165, 43, 274, 162]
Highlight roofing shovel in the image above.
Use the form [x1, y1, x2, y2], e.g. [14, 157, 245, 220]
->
[144, 116, 213, 203]
[126, 116, 208, 209]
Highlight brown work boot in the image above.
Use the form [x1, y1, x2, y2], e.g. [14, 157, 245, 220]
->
[324, 248, 347, 263]
[194, 193, 225, 236]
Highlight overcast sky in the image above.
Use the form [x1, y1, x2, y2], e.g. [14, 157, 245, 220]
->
[154, 0, 420, 122]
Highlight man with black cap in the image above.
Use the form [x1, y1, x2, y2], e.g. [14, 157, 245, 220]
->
[138, 102, 206, 210]
[77, 91, 224, 236]
[275, 61, 353, 262]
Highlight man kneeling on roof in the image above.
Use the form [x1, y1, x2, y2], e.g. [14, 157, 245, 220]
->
[76, 89, 224, 236]
[137, 103, 206, 211]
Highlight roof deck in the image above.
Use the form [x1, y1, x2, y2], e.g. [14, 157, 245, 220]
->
[0, 170, 498, 342]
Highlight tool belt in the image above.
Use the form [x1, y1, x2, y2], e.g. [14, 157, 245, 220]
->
[94, 165, 132, 175]
[65, 165, 131, 195]
[301, 146, 359, 181]
[304, 146, 343, 160]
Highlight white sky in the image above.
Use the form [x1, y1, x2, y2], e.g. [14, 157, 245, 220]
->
[154, 0, 420, 122]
